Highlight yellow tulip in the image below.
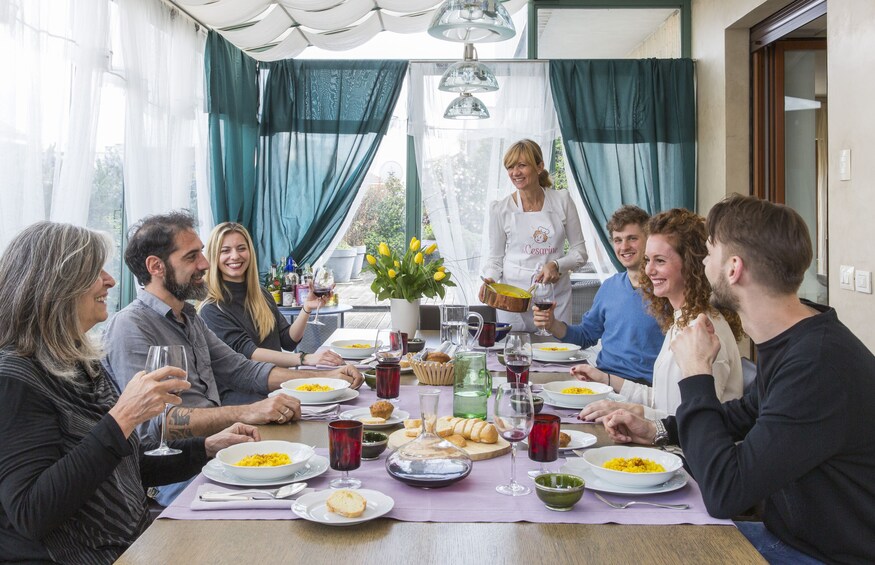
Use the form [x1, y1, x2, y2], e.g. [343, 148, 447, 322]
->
[394, 260, 400, 268]
[409, 237, 420, 251]
[433, 271, 446, 281]
[437, 266, 446, 272]
[366, 254, 377, 265]
[414, 252, 423, 264]
[388, 269, 397, 278]
[378, 242, 390, 256]
[424, 243, 437, 255]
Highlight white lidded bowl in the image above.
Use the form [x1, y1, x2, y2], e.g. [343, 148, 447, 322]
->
[279, 378, 351, 403]
[217, 440, 315, 481]
[582, 446, 683, 488]
[542, 380, 612, 408]
[329, 339, 379, 358]
[533, 343, 582, 360]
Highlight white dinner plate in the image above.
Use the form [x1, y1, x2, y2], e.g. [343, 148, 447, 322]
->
[339, 408, 410, 429]
[292, 489, 394, 526]
[202, 455, 329, 487]
[532, 352, 589, 363]
[560, 460, 689, 495]
[270, 388, 360, 406]
[541, 392, 626, 410]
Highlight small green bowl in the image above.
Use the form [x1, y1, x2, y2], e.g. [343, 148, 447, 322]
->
[361, 431, 388, 460]
[534, 473, 585, 511]
[363, 370, 377, 390]
[407, 338, 426, 353]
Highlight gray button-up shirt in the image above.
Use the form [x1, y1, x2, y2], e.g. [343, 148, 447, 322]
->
[102, 289, 273, 442]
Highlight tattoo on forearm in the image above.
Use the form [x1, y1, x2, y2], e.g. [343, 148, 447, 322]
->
[166, 407, 194, 438]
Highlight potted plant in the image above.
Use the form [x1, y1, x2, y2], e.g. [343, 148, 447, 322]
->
[324, 241, 357, 283]
[366, 237, 455, 336]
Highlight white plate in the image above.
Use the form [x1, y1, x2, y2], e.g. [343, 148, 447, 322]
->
[202, 455, 329, 487]
[339, 408, 410, 429]
[541, 392, 626, 410]
[560, 461, 689, 495]
[532, 352, 589, 363]
[292, 489, 394, 526]
[269, 388, 360, 406]
[559, 429, 597, 451]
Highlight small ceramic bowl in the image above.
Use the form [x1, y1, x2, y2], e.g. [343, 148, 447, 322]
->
[363, 370, 377, 390]
[361, 431, 389, 460]
[511, 394, 544, 414]
[407, 338, 426, 353]
[534, 473, 586, 511]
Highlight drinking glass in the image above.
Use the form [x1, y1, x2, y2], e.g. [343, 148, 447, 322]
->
[527, 413, 560, 478]
[144, 345, 189, 457]
[504, 332, 532, 385]
[328, 420, 363, 489]
[375, 329, 404, 364]
[375, 362, 401, 402]
[478, 321, 497, 348]
[308, 268, 334, 325]
[494, 382, 534, 496]
[532, 282, 555, 337]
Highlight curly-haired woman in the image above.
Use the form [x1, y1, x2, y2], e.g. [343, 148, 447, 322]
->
[572, 208, 744, 420]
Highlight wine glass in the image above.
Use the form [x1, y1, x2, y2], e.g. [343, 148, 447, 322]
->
[375, 329, 404, 364]
[504, 331, 532, 385]
[328, 420, 363, 489]
[494, 382, 535, 496]
[532, 282, 555, 336]
[527, 413, 560, 478]
[144, 345, 189, 457]
[308, 268, 334, 325]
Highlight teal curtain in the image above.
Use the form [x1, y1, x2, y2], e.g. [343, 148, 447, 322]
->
[549, 59, 696, 270]
[205, 31, 259, 226]
[255, 60, 407, 268]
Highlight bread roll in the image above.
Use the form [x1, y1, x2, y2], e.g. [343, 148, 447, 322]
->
[478, 423, 498, 444]
[435, 417, 498, 444]
[559, 431, 571, 448]
[370, 400, 394, 419]
[326, 490, 367, 518]
[425, 351, 451, 363]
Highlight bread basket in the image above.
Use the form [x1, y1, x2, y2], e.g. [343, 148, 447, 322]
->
[408, 354, 455, 386]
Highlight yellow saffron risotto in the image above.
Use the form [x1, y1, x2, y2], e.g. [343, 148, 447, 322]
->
[235, 453, 292, 467]
[561, 387, 594, 395]
[603, 457, 666, 473]
[295, 383, 333, 392]
[539, 346, 569, 351]
[343, 343, 372, 349]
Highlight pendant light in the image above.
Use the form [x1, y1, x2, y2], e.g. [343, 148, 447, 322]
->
[443, 92, 490, 120]
[438, 43, 499, 93]
[428, 0, 516, 43]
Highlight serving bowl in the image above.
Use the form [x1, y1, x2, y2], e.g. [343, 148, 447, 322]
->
[541, 380, 612, 408]
[533, 343, 582, 361]
[279, 377, 351, 403]
[361, 431, 389, 460]
[582, 446, 683, 488]
[329, 339, 380, 358]
[511, 394, 544, 414]
[216, 440, 315, 481]
[406, 338, 426, 353]
[363, 370, 377, 390]
[468, 322, 512, 343]
[534, 473, 586, 511]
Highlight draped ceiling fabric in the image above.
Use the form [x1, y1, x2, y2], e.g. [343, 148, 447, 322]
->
[171, 0, 527, 61]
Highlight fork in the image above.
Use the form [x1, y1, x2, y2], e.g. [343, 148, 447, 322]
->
[593, 492, 689, 510]
[199, 483, 307, 501]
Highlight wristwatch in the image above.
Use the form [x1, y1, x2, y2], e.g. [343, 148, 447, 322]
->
[652, 418, 669, 447]
[299, 352, 308, 366]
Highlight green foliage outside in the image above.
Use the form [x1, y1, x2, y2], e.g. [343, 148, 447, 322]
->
[343, 172, 407, 256]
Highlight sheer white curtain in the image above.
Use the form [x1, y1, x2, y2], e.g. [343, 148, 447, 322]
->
[0, 0, 109, 248]
[118, 0, 211, 235]
[408, 61, 611, 304]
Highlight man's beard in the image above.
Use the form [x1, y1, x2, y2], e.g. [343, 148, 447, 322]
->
[165, 260, 207, 302]
[710, 270, 739, 312]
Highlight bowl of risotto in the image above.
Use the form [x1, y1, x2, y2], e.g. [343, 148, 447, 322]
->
[216, 440, 315, 481]
[533, 343, 581, 361]
[541, 380, 612, 408]
[582, 446, 682, 488]
[329, 339, 380, 359]
[279, 377, 351, 403]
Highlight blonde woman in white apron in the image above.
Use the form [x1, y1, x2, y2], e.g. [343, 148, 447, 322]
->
[483, 139, 588, 332]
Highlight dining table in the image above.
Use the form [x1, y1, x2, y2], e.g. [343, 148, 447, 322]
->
[116, 329, 765, 564]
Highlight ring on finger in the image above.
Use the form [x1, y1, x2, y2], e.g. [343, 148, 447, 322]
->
[277, 414, 285, 423]
[282, 408, 290, 416]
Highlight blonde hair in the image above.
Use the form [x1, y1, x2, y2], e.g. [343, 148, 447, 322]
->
[200, 223, 275, 342]
[503, 139, 553, 188]
[0, 222, 112, 379]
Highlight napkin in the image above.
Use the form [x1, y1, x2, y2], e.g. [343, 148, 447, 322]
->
[190, 484, 313, 511]
[300, 404, 339, 421]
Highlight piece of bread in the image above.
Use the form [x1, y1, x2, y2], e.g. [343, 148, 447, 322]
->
[436, 421, 454, 438]
[453, 419, 467, 436]
[326, 490, 367, 518]
[463, 419, 478, 438]
[370, 400, 394, 419]
[559, 432, 571, 448]
[360, 416, 386, 425]
[470, 420, 488, 442]
[425, 351, 451, 363]
[399, 359, 411, 369]
[404, 418, 422, 430]
[445, 433, 467, 447]
[478, 423, 498, 444]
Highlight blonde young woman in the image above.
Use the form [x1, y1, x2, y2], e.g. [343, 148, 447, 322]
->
[483, 139, 588, 332]
[573, 208, 745, 421]
[199, 223, 342, 402]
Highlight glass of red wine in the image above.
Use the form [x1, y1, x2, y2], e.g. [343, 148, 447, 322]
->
[308, 268, 334, 326]
[493, 382, 535, 496]
[532, 282, 555, 337]
[527, 413, 560, 478]
[328, 420, 363, 489]
[504, 331, 532, 385]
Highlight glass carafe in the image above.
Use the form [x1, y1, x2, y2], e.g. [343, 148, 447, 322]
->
[440, 304, 484, 350]
[386, 389, 473, 488]
[453, 351, 491, 419]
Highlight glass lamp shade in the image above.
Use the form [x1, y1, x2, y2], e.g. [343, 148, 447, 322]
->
[444, 93, 490, 120]
[428, 0, 516, 43]
[439, 60, 499, 93]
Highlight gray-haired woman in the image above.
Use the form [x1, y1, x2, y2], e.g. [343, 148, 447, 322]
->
[0, 221, 259, 565]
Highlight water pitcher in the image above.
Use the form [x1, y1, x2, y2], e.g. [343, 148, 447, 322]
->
[453, 351, 491, 419]
[440, 304, 484, 350]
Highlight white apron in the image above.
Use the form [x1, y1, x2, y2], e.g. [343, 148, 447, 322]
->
[498, 190, 573, 332]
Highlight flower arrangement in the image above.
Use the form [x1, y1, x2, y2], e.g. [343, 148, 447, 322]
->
[366, 237, 455, 301]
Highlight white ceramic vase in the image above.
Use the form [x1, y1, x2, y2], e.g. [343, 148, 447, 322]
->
[390, 298, 420, 336]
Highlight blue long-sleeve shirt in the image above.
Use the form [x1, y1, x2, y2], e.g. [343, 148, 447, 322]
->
[563, 272, 664, 383]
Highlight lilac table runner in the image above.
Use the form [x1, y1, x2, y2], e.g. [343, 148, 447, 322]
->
[159, 448, 731, 527]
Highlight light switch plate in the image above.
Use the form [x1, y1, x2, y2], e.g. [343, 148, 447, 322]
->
[855, 270, 872, 294]
[840, 149, 851, 181]
[840, 265, 855, 290]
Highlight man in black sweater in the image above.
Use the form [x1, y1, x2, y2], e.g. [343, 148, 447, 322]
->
[604, 194, 875, 564]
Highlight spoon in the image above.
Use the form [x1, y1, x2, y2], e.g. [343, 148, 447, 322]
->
[199, 482, 308, 501]
[593, 492, 689, 510]
[480, 276, 498, 293]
